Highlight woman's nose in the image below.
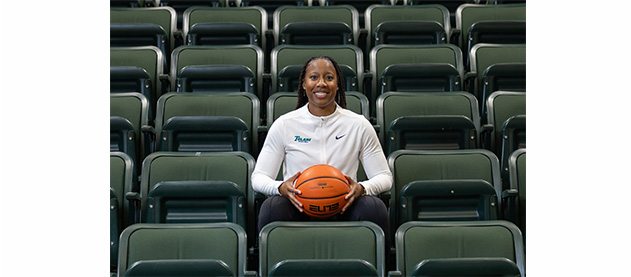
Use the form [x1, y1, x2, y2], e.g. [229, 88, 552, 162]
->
[317, 77, 327, 87]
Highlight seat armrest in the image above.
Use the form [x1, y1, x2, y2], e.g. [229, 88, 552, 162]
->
[388, 271, 402, 277]
[449, 28, 460, 45]
[480, 123, 493, 150]
[125, 192, 141, 224]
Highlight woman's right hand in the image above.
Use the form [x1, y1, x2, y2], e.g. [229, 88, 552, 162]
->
[278, 171, 303, 212]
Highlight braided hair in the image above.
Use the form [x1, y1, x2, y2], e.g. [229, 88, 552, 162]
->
[295, 56, 347, 109]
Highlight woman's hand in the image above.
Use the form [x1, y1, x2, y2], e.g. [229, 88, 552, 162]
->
[341, 175, 365, 214]
[278, 171, 303, 212]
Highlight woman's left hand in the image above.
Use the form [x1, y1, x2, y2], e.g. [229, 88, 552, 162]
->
[341, 175, 365, 214]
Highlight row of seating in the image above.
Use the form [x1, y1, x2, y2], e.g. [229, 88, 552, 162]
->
[111, 90, 525, 180]
[110, 3, 526, 106]
[110, 43, 526, 121]
[111, 146, 527, 274]
[112, 221, 525, 277]
[111, 0, 527, 31]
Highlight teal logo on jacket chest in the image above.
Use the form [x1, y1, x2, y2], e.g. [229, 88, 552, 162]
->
[294, 136, 311, 143]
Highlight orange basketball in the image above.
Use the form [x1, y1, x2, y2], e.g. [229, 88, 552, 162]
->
[295, 164, 350, 218]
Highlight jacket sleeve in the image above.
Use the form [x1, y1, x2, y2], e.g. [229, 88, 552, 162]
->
[357, 119, 393, 195]
[251, 119, 285, 196]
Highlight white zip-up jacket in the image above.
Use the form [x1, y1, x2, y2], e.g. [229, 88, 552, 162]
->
[252, 103, 393, 196]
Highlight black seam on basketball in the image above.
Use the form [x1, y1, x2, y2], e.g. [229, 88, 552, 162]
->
[307, 211, 339, 217]
[296, 192, 348, 200]
[295, 176, 348, 189]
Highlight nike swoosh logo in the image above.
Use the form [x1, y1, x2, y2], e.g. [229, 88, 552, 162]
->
[335, 134, 346, 140]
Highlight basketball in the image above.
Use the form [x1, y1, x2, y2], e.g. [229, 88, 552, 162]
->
[295, 164, 350, 218]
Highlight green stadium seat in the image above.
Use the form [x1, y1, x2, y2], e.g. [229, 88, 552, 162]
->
[466, 20, 526, 67]
[465, 43, 526, 108]
[454, 3, 526, 63]
[111, 46, 166, 121]
[391, 221, 525, 277]
[110, 152, 136, 226]
[144, 180, 246, 228]
[259, 221, 386, 277]
[380, 63, 462, 94]
[483, 91, 525, 185]
[480, 62, 526, 118]
[387, 149, 502, 229]
[132, 151, 259, 247]
[368, 44, 464, 117]
[110, 7, 177, 70]
[153, 92, 260, 156]
[175, 65, 256, 93]
[110, 152, 136, 271]
[182, 6, 267, 50]
[110, 67, 153, 112]
[503, 149, 525, 240]
[170, 45, 265, 100]
[364, 4, 450, 50]
[117, 223, 256, 277]
[376, 92, 480, 153]
[111, 93, 150, 166]
[110, 117, 137, 170]
[273, 5, 360, 46]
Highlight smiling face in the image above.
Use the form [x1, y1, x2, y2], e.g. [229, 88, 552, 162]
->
[302, 58, 339, 116]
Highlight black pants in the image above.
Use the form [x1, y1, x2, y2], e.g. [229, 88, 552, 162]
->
[257, 195, 391, 251]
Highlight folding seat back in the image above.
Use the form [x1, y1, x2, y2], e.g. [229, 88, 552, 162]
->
[138, 151, 258, 247]
[364, 4, 450, 49]
[394, 221, 525, 277]
[455, 4, 526, 59]
[388, 149, 502, 227]
[118, 223, 254, 277]
[480, 62, 526, 118]
[467, 43, 526, 106]
[110, 117, 137, 170]
[270, 44, 364, 95]
[369, 44, 464, 116]
[484, 91, 525, 181]
[110, 66, 152, 103]
[273, 5, 360, 46]
[170, 45, 264, 99]
[110, 152, 138, 245]
[154, 92, 260, 156]
[182, 6, 267, 49]
[376, 92, 480, 152]
[259, 221, 385, 277]
[111, 93, 150, 166]
[111, 46, 165, 122]
[110, 7, 177, 70]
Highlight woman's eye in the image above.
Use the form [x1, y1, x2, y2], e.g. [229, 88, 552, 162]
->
[309, 76, 317, 80]
[326, 76, 334, 81]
